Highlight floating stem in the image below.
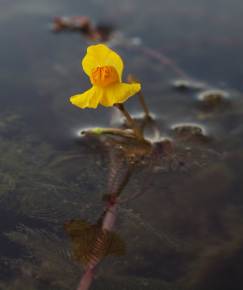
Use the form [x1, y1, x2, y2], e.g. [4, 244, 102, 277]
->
[81, 127, 135, 138]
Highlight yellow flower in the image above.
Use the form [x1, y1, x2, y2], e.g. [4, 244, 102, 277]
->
[70, 44, 141, 109]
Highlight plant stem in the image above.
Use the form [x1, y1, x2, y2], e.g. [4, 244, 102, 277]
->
[81, 127, 135, 138]
[127, 74, 151, 118]
[115, 103, 144, 140]
[77, 198, 119, 290]
[138, 90, 150, 119]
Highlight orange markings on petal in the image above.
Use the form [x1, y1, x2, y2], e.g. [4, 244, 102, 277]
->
[90, 66, 119, 87]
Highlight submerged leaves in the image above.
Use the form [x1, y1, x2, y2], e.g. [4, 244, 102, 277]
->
[64, 220, 125, 267]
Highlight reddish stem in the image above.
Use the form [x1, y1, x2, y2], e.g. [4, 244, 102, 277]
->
[76, 201, 118, 290]
[77, 269, 94, 290]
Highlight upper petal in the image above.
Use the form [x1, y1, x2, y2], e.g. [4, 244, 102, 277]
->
[70, 86, 103, 109]
[100, 82, 141, 107]
[82, 44, 124, 81]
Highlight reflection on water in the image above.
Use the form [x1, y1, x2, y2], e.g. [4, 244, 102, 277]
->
[1, 0, 243, 289]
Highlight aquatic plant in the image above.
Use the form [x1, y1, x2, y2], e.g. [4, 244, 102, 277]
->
[0, 96, 229, 290]
[66, 41, 230, 289]
[70, 44, 145, 140]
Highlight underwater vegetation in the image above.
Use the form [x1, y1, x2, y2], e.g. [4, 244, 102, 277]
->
[2, 92, 243, 290]
[0, 112, 111, 221]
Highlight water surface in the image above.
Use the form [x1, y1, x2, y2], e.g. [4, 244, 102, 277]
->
[1, 0, 243, 289]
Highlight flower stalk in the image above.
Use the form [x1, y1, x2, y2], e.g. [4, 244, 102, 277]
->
[138, 90, 150, 119]
[127, 74, 151, 119]
[115, 103, 144, 140]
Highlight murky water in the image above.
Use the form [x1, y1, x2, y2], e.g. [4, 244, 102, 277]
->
[1, 0, 243, 289]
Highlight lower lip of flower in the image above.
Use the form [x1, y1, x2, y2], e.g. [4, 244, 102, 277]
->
[90, 66, 119, 87]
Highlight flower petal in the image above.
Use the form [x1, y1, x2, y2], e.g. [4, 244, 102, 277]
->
[82, 44, 124, 80]
[70, 86, 102, 109]
[100, 82, 141, 107]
